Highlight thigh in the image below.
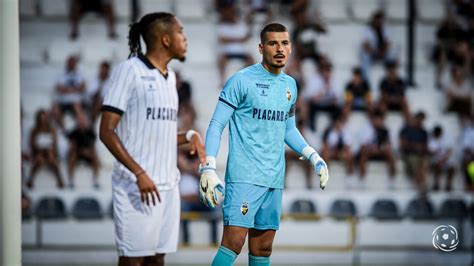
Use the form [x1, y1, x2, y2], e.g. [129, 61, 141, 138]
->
[254, 188, 283, 231]
[156, 186, 180, 254]
[113, 179, 164, 257]
[222, 182, 269, 229]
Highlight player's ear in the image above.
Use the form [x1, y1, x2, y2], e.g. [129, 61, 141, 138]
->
[258, 43, 263, 55]
[162, 34, 171, 49]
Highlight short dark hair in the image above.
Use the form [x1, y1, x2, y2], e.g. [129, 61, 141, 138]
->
[260, 23, 288, 43]
[128, 12, 176, 57]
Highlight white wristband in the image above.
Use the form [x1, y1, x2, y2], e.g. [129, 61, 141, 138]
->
[302, 146, 317, 160]
[185, 129, 197, 142]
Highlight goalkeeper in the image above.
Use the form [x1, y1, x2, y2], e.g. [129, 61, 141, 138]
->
[199, 23, 329, 266]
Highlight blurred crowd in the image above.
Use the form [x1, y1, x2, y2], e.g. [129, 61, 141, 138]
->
[21, 0, 474, 225]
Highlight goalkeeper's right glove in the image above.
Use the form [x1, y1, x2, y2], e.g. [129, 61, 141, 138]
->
[199, 156, 225, 208]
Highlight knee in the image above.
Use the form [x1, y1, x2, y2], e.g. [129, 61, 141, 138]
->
[249, 243, 273, 257]
[223, 237, 246, 255]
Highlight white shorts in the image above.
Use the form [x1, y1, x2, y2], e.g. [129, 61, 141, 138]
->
[112, 179, 180, 257]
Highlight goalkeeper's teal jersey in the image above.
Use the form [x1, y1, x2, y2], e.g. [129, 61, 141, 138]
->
[219, 63, 297, 189]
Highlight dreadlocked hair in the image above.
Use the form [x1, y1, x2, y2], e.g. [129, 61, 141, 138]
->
[127, 12, 176, 58]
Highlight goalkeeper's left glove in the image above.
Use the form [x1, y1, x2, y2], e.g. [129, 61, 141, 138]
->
[302, 147, 329, 189]
[199, 156, 225, 208]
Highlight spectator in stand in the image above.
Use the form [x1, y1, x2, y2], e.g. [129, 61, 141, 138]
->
[67, 115, 100, 189]
[431, 15, 466, 88]
[460, 116, 474, 191]
[359, 10, 397, 80]
[69, 0, 117, 40]
[444, 64, 472, 116]
[51, 55, 86, 129]
[378, 60, 410, 120]
[343, 67, 373, 116]
[321, 114, 356, 187]
[428, 125, 455, 191]
[216, 4, 253, 87]
[358, 109, 396, 189]
[176, 72, 193, 108]
[178, 150, 218, 246]
[303, 61, 343, 131]
[85, 61, 110, 123]
[291, 5, 327, 71]
[26, 109, 64, 189]
[399, 111, 429, 192]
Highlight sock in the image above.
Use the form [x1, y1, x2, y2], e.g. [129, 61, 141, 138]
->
[211, 246, 238, 266]
[249, 254, 270, 266]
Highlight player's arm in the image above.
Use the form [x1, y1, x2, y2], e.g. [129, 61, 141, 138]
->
[99, 110, 160, 205]
[177, 131, 206, 165]
[199, 100, 234, 208]
[284, 115, 329, 189]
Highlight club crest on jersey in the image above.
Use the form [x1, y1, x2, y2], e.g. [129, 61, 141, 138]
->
[286, 89, 291, 101]
[241, 201, 249, 215]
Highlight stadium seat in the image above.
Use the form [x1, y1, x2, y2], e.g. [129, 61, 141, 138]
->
[72, 197, 103, 220]
[371, 199, 400, 220]
[417, 0, 445, 21]
[290, 199, 317, 214]
[405, 197, 436, 220]
[330, 199, 357, 219]
[35, 197, 67, 220]
[439, 199, 468, 220]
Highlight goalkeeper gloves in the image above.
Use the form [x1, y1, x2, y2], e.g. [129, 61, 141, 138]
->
[302, 147, 329, 189]
[199, 156, 225, 208]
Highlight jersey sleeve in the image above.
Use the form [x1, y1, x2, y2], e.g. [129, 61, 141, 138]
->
[288, 77, 298, 118]
[101, 61, 136, 115]
[218, 74, 246, 110]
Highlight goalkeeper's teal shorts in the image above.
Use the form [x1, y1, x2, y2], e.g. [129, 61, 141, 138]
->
[222, 182, 283, 230]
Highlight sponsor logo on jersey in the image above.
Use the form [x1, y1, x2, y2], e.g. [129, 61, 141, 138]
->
[252, 108, 288, 121]
[141, 76, 156, 81]
[146, 107, 178, 121]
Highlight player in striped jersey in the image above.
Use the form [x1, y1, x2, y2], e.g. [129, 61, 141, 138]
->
[199, 23, 330, 266]
[99, 12, 205, 266]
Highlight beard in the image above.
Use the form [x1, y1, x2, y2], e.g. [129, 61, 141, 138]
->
[178, 56, 186, 62]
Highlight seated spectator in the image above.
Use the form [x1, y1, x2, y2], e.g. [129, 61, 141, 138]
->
[359, 10, 397, 80]
[321, 114, 356, 187]
[303, 61, 343, 131]
[291, 6, 327, 70]
[358, 109, 396, 189]
[444, 65, 472, 116]
[178, 148, 218, 246]
[67, 115, 100, 189]
[51, 55, 86, 129]
[428, 125, 455, 191]
[26, 109, 64, 189]
[176, 72, 193, 108]
[378, 60, 410, 120]
[460, 116, 474, 191]
[431, 15, 466, 88]
[217, 5, 253, 87]
[69, 0, 117, 40]
[399, 111, 429, 192]
[343, 67, 372, 115]
[85, 61, 110, 123]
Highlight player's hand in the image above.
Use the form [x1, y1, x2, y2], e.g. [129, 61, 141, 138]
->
[188, 133, 206, 165]
[136, 172, 161, 206]
[302, 147, 329, 190]
[199, 156, 225, 208]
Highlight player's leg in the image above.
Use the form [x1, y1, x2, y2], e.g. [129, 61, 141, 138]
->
[212, 226, 247, 266]
[118, 256, 145, 266]
[248, 229, 276, 266]
[143, 253, 164, 266]
[250, 187, 283, 266]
